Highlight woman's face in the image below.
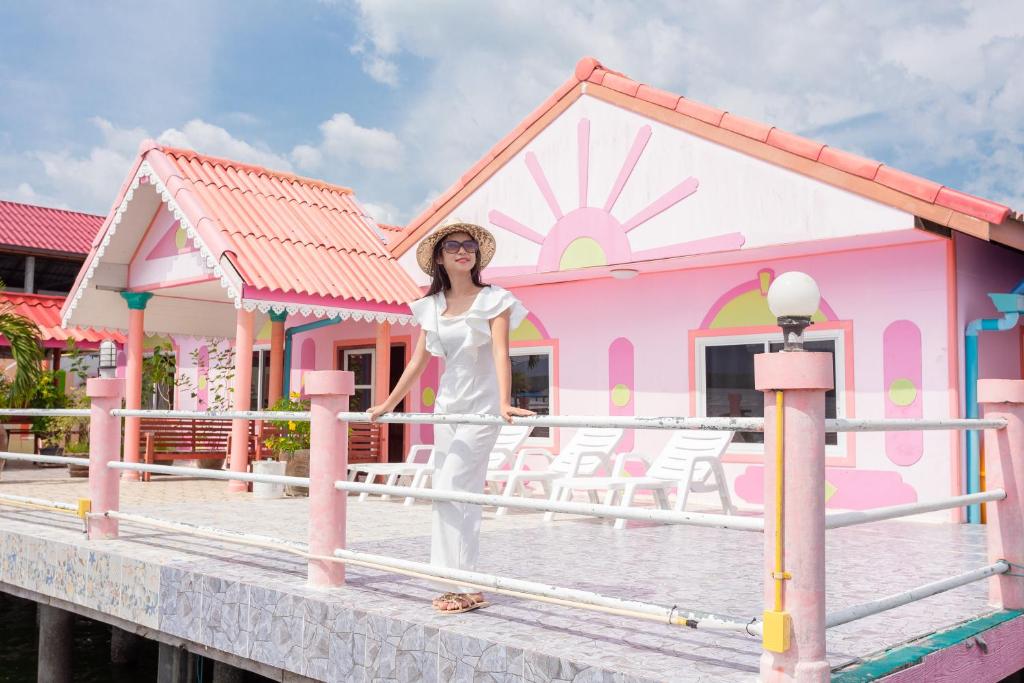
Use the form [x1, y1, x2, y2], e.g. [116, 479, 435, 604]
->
[436, 231, 478, 277]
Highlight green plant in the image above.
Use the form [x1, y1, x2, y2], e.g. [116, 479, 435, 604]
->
[28, 370, 68, 444]
[179, 340, 236, 412]
[142, 343, 177, 409]
[263, 393, 310, 458]
[44, 387, 89, 449]
[0, 279, 43, 405]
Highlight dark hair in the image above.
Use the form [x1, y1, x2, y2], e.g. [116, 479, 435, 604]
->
[424, 235, 488, 297]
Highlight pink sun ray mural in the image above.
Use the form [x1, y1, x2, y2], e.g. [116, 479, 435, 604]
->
[485, 118, 746, 277]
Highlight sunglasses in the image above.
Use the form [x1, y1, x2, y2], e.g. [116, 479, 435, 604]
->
[441, 239, 480, 254]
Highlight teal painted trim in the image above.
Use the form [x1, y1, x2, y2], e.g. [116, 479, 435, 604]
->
[120, 291, 154, 310]
[282, 317, 342, 397]
[269, 310, 288, 323]
[831, 610, 1023, 682]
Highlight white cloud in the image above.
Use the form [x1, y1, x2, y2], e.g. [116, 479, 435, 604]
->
[158, 120, 294, 172]
[291, 113, 403, 172]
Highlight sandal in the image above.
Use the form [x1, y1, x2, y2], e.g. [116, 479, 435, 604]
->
[433, 592, 490, 614]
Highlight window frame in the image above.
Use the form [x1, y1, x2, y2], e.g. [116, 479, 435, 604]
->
[691, 321, 856, 466]
[250, 345, 271, 409]
[509, 341, 558, 448]
[342, 347, 376, 411]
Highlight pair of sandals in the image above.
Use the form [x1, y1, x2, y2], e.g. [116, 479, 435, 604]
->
[432, 592, 489, 614]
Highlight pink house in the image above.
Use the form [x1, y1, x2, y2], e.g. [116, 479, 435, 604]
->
[63, 58, 1024, 522]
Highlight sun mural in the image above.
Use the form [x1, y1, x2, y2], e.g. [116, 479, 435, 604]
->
[486, 118, 745, 275]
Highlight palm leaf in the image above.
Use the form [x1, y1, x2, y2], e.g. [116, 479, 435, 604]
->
[0, 287, 43, 405]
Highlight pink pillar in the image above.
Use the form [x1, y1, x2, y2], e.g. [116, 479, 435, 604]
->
[87, 377, 124, 539]
[978, 379, 1024, 610]
[120, 292, 152, 481]
[227, 308, 255, 493]
[306, 370, 354, 587]
[756, 351, 833, 683]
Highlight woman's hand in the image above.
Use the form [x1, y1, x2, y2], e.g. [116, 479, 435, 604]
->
[500, 404, 535, 423]
[366, 404, 392, 422]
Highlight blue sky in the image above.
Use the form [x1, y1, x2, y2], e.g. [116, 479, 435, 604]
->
[1, 1, 1022, 225]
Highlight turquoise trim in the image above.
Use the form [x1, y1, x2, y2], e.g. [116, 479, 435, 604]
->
[832, 610, 1023, 682]
[269, 310, 288, 323]
[120, 291, 154, 310]
[282, 317, 342, 397]
[963, 279, 1024, 523]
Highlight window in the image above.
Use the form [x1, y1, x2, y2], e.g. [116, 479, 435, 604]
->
[250, 348, 271, 409]
[33, 256, 83, 295]
[696, 331, 845, 450]
[343, 348, 375, 412]
[510, 347, 552, 442]
[0, 253, 26, 290]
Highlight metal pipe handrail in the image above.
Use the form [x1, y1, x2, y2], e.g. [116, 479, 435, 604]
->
[0, 493, 79, 512]
[331, 546, 761, 635]
[338, 411, 765, 432]
[0, 451, 91, 467]
[108, 461, 310, 487]
[825, 491, 1007, 529]
[826, 562, 1009, 629]
[335, 480, 764, 532]
[0, 408, 91, 417]
[825, 417, 1006, 432]
[111, 409, 311, 421]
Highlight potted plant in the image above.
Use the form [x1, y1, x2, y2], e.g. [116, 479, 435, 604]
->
[259, 393, 311, 498]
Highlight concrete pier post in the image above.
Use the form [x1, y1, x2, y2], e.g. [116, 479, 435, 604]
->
[212, 660, 244, 682]
[110, 626, 142, 665]
[156, 642, 190, 683]
[37, 604, 73, 683]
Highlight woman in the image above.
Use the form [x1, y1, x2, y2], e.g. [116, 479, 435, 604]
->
[368, 220, 534, 614]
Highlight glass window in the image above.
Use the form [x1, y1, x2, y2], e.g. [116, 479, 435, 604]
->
[0, 253, 26, 290]
[699, 334, 842, 446]
[33, 256, 83, 295]
[250, 349, 271, 409]
[343, 349, 375, 412]
[510, 348, 552, 439]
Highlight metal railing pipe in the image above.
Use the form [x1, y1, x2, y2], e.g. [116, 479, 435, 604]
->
[107, 461, 310, 487]
[335, 481, 764, 531]
[111, 408, 310, 422]
[0, 408, 91, 417]
[0, 451, 90, 467]
[825, 417, 1006, 432]
[0, 493, 78, 512]
[825, 490, 1007, 529]
[338, 411, 765, 432]
[826, 562, 1010, 628]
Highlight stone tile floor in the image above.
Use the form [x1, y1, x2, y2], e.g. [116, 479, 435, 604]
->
[0, 462, 994, 681]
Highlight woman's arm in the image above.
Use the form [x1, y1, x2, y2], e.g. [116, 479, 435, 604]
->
[367, 331, 430, 420]
[490, 311, 535, 422]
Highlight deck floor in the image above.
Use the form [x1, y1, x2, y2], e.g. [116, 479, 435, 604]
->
[0, 461, 993, 682]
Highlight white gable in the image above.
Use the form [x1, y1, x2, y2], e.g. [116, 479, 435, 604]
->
[400, 94, 915, 283]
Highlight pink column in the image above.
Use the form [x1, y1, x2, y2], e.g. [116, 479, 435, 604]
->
[978, 379, 1024, 609]
[306, 370, 354, 587]
[87, 377, 125, 539]
[227, 308, 255, 493]
[120, 292, 152, 481]
[756, 351, 833, 683]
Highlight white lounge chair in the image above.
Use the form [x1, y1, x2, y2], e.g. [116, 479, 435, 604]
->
[481, 425, 533, 493]
[546, 429, 734, 528]
[347, 444, 435, 502]
[489, 427, 624, 515]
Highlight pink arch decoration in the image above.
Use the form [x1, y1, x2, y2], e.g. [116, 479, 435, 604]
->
[700, 268, 840, 329]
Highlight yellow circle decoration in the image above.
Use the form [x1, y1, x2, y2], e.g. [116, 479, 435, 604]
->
[559, 237, 607, 270]
[174, 226, 188, 250]
[888, 378, 917, 407]
[422, 387, 436, 407]
[611, 383, 631, 408]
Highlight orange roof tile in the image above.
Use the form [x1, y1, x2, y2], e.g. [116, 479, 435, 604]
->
[2, 293, 124, 345]
[106, 143, 421, 307]
[0, 200, 104, 255]
[389, 57, 1017, 255]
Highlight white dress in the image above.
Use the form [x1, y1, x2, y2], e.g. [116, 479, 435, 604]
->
[409, 285, 528, 591]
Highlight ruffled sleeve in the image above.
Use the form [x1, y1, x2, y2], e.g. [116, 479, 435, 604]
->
[408, 295, 445, 357]
[463, 286, 529, 348]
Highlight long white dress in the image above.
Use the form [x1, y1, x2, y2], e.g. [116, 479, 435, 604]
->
[409, 285, 528, 591]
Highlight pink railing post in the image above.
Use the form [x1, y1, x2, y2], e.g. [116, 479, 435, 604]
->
[756, 351, 833, 683]
[87, 377, 125, 540]
[305, 370, 354, 588]
[978, 379, 1024, 610]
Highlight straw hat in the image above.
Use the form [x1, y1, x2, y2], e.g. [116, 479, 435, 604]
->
[415, 220, 496, 276]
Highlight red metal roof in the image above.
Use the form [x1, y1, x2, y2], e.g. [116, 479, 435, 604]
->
[138, 143, 422, 305]
[390, 57, 1016, 255]
[0, 200, 104, 255]
[1, 293, 125, 345]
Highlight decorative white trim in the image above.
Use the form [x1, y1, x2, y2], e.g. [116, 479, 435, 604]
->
[241, 298, 414, 326]
[62, 161, 241, 327]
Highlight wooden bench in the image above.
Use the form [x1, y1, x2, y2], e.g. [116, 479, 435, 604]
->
[139, 418, 232, 482]
[252, 420, 381, 464]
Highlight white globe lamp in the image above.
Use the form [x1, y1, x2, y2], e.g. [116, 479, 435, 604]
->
[766, 272, 820, 351]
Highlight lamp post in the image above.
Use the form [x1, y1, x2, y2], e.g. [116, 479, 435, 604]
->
[767, 271, 821, 351]
[99, 341, 118, 379]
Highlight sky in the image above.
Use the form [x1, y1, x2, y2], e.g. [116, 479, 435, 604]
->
[1, 1, 1022, 226]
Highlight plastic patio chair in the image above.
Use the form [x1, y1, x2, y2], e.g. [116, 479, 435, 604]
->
[346, 444, 435, 502]
[546, 429, 734, 528]
[488, 427, 624, 515]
